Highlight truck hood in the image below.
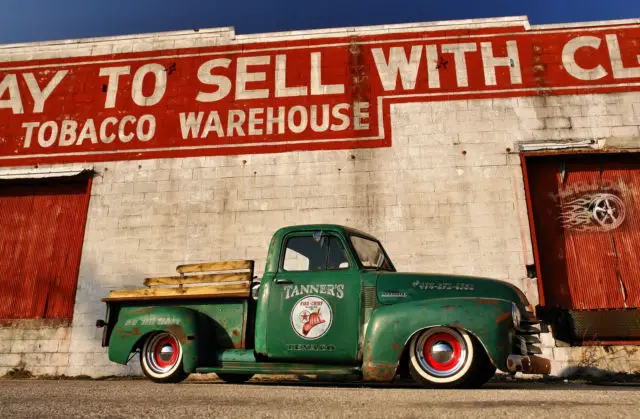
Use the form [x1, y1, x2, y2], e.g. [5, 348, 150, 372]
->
[376, 272, 531, 311]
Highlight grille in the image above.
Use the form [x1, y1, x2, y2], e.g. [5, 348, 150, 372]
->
[512, 318, 543, 355]
[363, 286, 377, 310]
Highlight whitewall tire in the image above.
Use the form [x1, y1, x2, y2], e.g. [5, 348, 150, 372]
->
[140, 331, 189, 383]
[408, 326, 476, 388]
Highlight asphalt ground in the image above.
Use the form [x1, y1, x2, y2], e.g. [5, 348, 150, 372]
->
[0, 377, 638, 418]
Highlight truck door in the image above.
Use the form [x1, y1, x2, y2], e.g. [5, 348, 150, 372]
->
[265, 231, 362, 363]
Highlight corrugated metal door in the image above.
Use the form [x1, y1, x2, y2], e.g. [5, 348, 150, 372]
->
[560, 159, 624, 309]
[526, 154, 640, 310]
[525, 158, 573, 308]
[602, 156, 640, 308]
[0, 174, 92, 321]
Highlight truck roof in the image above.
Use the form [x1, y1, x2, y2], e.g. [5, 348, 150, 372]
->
[273, 224, 380, 242]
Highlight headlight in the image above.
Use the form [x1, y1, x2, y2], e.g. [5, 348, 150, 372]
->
[512, 302, 521, 328]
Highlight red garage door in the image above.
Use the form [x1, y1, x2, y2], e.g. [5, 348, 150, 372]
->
[525, 153, 640, 342]
[0, 173, 92, 321]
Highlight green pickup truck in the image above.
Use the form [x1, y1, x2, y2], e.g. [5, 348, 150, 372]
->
[97, 224, 550, 388]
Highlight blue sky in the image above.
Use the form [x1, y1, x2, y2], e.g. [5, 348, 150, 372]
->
[0, 0, 638, 44]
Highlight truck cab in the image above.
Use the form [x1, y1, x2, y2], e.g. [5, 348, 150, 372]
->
[98, 224, 550, 388]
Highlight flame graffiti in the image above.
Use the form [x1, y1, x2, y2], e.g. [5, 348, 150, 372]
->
[558, 193, 626, 232]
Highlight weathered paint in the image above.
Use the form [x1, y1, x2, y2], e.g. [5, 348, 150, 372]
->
[103, 224, 540, 382]
[2, 24, 640, 167]
[255, 224, 385, 357]
[524, 153, 640, 344]
[603, 159, 640, 308]
[526, 153, 640, 310]
[0, 173, 92, 320]
[361, 297, 516, 379]
[107, 300, 248, 370]
[261, 229, 362, 363]
[362, 362, 398, 382]
[108, 306, 199, 372]
[376, 271, 530, 312]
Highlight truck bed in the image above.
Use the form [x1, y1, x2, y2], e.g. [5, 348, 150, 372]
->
[102, 260, 254, 302]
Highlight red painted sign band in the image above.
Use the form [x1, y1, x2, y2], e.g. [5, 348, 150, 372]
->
[1, 23, 639, 166]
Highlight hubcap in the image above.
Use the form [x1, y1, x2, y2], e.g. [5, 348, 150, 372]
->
[415, 328, 467, 378]
[158, 343, 175, 364]
[144, 333, 180, 374]
[430, 341, 454, 364]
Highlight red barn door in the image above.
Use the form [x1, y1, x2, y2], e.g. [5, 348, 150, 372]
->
[0, 173, 92, 321]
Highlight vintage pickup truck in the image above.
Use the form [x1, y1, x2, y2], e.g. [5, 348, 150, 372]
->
[97, 224, 550, 388]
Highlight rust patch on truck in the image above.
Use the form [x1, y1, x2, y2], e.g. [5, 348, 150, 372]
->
[476, 298, 499, 305]
[129, 307, 153, 315]
[495, 312, 511, 324]
[115, 327, 140, 339]
[166, 324, 188, 344]
[231, 328, 246, 349]
[363, 362, 397, 382]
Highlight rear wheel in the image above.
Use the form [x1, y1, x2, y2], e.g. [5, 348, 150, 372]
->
[408, 326, 492, 388]
[140, 331, 189, 383]
[216, 373, 254, 383]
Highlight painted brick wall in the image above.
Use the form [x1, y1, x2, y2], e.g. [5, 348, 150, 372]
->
[1, 17, 640, 378]
[2, 90, 638, 377]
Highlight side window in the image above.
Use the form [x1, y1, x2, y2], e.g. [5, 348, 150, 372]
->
[283, 236, 326, 271]
[327, 236, 349, 269]
[282, 234, 350, 271]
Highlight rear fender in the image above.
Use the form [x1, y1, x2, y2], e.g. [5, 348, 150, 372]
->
[107, 306, 199, 373]
[362, 298, 514, 381]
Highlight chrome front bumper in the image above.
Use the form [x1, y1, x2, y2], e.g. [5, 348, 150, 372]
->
[507, 312, 550, 374]
[506, 354, 551, 375]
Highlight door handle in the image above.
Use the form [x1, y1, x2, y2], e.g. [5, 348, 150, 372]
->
[275, 279, 294, 284]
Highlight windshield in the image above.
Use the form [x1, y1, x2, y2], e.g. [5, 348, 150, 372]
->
[350, 235, 394, 271]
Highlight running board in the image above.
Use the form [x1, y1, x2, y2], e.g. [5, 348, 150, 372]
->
[196, 362, 361, 376]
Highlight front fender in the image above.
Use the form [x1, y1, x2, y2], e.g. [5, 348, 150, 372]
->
[362, 297, 515, 381]
[108, 306, 199, 373]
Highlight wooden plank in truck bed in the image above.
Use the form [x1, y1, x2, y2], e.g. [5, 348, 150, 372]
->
[143, 272, 251, 287]
[102, 282, 251, 302]
[176, 260, 254, 274]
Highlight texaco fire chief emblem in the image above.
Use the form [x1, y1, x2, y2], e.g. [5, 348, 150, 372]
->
[290, 296, 332, 340]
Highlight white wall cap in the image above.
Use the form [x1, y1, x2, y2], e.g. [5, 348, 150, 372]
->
[0, 164, 94, 179]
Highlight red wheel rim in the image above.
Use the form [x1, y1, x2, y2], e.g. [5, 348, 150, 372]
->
[423, 332, 462, 372]
[154, 336, 178, 368]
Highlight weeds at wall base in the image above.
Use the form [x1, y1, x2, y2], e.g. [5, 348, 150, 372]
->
[1, 363, 33, 379]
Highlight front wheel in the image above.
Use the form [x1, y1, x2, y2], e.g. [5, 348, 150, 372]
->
[140, 331, 189, 383]
[408, 326, 492, 388]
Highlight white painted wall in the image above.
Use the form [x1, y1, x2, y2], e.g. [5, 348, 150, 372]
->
[1, 90, 639, 377]
[1, 16, 640, 378]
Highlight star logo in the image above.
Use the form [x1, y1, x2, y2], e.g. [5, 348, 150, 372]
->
[300, 311, 309, 322]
